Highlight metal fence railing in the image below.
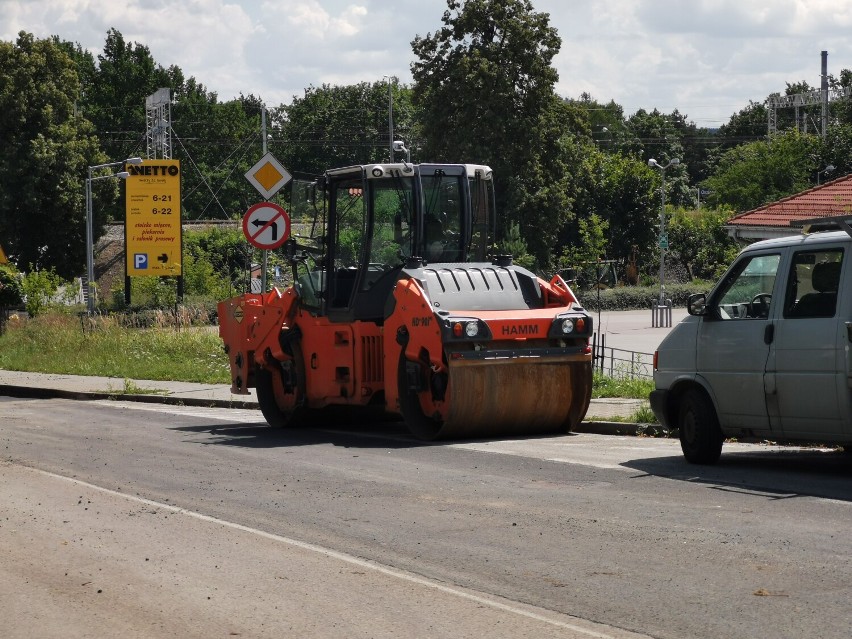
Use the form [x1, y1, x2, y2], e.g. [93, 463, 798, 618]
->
[592, 332, 654, 380]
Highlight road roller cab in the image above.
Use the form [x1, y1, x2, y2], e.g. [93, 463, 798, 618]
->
[218, 161, 593, 440]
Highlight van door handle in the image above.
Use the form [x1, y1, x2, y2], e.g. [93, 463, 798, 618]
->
[764, 324, 774, 345]
[846, 322, 852, 343]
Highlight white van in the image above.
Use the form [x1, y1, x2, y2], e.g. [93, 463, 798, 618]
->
[650, 226, 852, 464]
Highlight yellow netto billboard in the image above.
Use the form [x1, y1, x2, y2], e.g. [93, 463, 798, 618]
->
[125, 159, 182, 277]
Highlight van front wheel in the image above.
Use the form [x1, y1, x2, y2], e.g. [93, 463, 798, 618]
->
[678, 389, 723, 464]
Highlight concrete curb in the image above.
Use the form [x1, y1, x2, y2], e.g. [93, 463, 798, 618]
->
[0, 384, 256, 409]
[1, 382, 669, 437]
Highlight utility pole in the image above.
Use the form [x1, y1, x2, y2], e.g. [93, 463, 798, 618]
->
[821, 50, 829, 139]
[648, 158, 680, 326]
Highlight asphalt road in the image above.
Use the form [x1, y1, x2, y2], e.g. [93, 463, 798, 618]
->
[592, 308, 690, 354]
[1, 397, 850, 638]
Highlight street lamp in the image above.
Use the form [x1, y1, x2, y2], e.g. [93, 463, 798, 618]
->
[384, 76, 394, 162]
[817, 164, 835, 185]
[648, 157, 680, 306]
[85, 157, 143, 313]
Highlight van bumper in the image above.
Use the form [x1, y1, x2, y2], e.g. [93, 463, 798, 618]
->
[649, 389, 672, 428]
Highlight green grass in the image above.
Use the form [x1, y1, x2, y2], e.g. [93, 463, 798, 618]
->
[591, 371, 654, 399]
[0, 313, 230, 384]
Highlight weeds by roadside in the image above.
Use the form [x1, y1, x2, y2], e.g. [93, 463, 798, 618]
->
[592, 371, 654, 399]
[107, 378, 169, 396]
[0, 313, 229, 384]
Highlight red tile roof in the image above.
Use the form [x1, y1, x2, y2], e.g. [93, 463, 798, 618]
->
[728, 174, 852, 228]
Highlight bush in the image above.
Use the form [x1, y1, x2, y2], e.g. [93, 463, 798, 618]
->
[0, 265, 23, 307]
[575, 281, 715, 311]
[20, 266, 63, 317]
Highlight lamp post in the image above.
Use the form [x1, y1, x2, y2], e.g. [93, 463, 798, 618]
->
[817, 164, 835, 185]
[648, 157, 680, 306]
[86, 157, 142, 313]
[384, 76, 394, 162]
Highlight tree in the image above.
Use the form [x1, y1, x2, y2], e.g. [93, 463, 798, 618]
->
[819, 124, 852, 180]
[667, 208, 738, 281]
[570, 146, 658, 269]
[277, 80, 419, 175]
[829, 69, 852, 125]
[567, 93, 626, 150]
[703, 131, 819, 212]
[0, 32, 108, 279]
[411, 0, 584, 269]
[558, 213, 608, 272]
[718, 101, 768, 145]
[624, 109, 697, 206]
[80, 29, 182, 163]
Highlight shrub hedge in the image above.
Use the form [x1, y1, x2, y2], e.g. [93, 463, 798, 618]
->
[573, 281, 715, 311]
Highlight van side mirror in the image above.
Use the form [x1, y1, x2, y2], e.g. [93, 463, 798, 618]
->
[687, 293, 708, 316]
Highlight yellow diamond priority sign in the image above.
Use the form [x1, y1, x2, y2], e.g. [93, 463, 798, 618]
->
[245, 152, 292, 200]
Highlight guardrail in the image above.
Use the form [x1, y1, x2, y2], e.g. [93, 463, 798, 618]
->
[592, 332, 653, 380]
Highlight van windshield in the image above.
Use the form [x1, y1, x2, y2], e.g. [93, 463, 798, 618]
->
[714, 254, 781, 319]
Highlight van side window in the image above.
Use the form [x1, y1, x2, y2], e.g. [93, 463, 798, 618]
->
[783, 249, 843, 318]
[713, 254, 780, 320]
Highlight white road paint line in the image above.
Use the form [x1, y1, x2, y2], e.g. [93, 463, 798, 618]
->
[93, 399, 265, 423]
[449, 441, 634, 471]
[31, 464, 633, 639]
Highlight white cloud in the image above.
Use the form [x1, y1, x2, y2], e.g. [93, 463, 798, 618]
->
[1, 0, 851, 126]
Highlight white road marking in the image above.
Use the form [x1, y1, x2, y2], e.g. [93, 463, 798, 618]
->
[30, 464, 640, 639]
[94, 399, 266, 423]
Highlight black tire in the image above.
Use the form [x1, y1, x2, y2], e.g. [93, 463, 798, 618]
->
[397, 353, 443, 440]
[678, 388, 723, 464]
[254, 345, 307, 428]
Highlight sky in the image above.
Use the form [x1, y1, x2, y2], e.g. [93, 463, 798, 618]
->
[2, 0, 851, 129]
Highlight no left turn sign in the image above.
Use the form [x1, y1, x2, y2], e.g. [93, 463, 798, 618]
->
[242, 202, 291, 250]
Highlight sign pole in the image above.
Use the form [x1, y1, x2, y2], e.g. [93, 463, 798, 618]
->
[261, 107, 268, 293]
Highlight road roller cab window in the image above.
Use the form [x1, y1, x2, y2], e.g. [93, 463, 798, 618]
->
[419, 168, 465, 263]
[328, 175, 367, 310]
[363, 173, 414, 287]
[469, 168, 496, 262]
